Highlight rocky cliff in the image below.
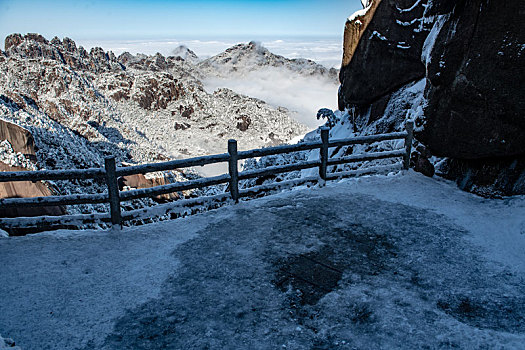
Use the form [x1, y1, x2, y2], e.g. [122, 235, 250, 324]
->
[337, 0, 525, 196]
[339, 0, 432, 107]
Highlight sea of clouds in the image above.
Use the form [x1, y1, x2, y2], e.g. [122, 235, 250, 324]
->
[204, 68, 338, 128]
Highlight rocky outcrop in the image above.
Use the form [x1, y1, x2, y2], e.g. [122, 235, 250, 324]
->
[118, 173, 179, 201]
[417, 0, 525, 160]
[341, 0, 382, 68]
[0, 119, 37, 162]
[4, 33, 123, 72]
[0, 120, 66, 221]
[171, 45, 199, 64]
[0, 163, 66, 218]
[339, 0, 432, 107]
[117, 52, 182, 72]
[131, 74, 185, 110]
[336, 0, 525, 196]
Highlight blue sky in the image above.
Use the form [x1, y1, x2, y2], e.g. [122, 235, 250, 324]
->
[0, 0, 362, 44]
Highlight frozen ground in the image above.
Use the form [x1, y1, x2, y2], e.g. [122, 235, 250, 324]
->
[1, 172, 524, 349]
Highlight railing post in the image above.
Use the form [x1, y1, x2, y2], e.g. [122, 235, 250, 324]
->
[105, 157, 122, 226]
[403, 120, 414, 170]
[228, 139, 239, 203]
[319, 127, 329, 182]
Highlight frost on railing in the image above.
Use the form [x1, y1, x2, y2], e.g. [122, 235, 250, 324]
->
[0, 122, 414, 231]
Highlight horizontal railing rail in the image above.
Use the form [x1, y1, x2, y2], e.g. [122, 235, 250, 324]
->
[119, 174, 231, 201]
[116, 153, 231, 177]
[0, 121, 414, 230]
[0, 167, 106, 183]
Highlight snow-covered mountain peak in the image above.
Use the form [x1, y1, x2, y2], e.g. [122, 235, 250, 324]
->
[198, 41, 338, 80]
[171, 45, 199, 64]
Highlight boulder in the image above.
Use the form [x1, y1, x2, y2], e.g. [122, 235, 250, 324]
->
[418, 0, 525, 159]
[0, 120, 66, 221]
[411, 145, 435, 177]
[0, 119, 37, 162]
[0, 163, 66, 218]
[236, 116, 251, 131]
[118, 173, 180, 201]
[339, 0, 432, 108]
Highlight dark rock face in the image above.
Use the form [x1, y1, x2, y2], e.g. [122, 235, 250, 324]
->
[236, 116, 251, 131]
[438, 156, 525, 198]
[412, 145, 435, 177]
[338, 0, 525, 195]
[339, 0, 432, 107]
[418, 0, 525, 159]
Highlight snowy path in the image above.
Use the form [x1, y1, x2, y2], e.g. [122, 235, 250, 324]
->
[1, 172, 524, 349]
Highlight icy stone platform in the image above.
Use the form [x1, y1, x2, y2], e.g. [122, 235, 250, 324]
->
[1, 172, 524, 349]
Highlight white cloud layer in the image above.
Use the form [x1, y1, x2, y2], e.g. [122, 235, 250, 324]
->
[203, 67, 339, 128]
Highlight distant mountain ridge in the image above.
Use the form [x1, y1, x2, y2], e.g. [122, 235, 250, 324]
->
[198, 41, 339, 80]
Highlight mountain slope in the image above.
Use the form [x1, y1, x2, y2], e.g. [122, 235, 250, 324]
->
[0, 34, 312, 224]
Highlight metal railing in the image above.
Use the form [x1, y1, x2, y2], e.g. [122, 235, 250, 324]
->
[0, 122, 414, 229]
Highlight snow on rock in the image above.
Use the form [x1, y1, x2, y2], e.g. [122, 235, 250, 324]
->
[421, 13, 450, 68]
[0, 139, 36, 171]
[397, 0, 422, 13]
[171, 45, 199, 64]
[339, 0, 433, 108]
[198, 41, 337, 81]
